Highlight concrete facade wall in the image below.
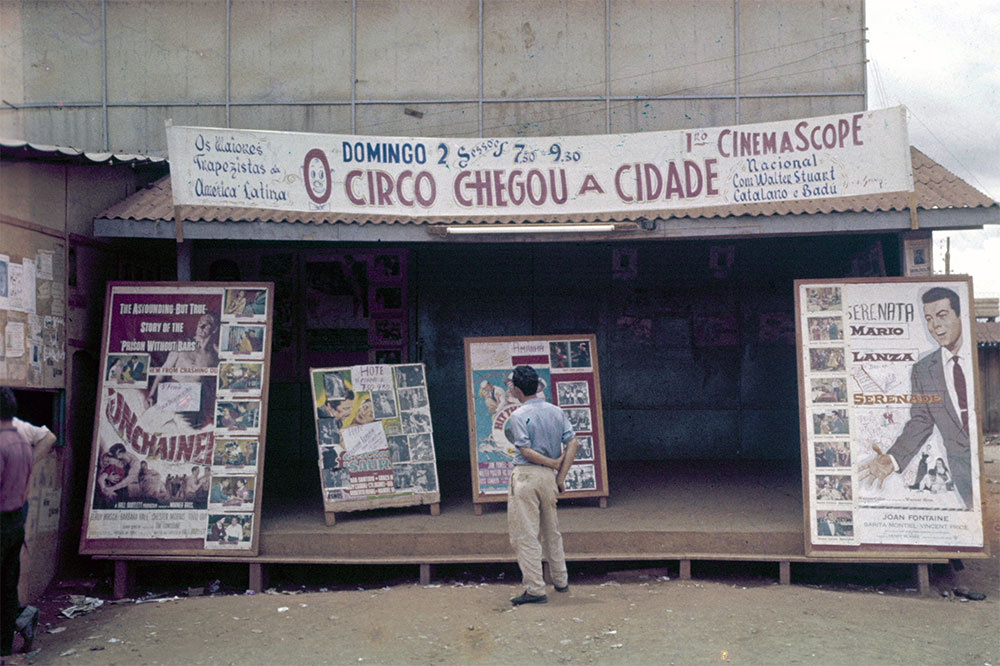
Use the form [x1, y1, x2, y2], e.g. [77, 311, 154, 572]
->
[0, 161, 148, 237]
[1, 1, 864, 151]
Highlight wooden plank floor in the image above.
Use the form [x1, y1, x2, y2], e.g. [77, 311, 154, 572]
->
[99, 461, 961, 598]
[257, 461, 806, 562]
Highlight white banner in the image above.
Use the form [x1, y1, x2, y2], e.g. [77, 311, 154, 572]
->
[166, 107, 912, 219]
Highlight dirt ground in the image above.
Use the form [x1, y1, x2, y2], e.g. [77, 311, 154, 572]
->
[5, 441, 998, 666]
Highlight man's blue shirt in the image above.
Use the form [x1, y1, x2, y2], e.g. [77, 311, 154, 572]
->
[510, 397, 575, 465]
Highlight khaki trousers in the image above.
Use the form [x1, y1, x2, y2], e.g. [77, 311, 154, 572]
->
[507, 465, 568, 595]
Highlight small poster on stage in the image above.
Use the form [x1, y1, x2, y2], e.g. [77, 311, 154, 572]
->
[310, 363, 440, 515]
[796, 277, 986, 557]
[81, 282, 273, 556]
[464, 335, 609, 505]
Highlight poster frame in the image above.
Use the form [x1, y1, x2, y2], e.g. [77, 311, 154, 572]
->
[795, 276, 988, 559]
[464, 334, 610, 506]
[79, 281, 273, 558]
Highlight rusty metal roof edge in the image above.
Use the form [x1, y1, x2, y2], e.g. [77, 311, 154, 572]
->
[1, 137, 167, 165]
[975, 321, 1000, 346]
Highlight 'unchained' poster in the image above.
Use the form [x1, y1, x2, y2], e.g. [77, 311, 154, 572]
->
[798, 277, 984, 551]
[84, 283, 270, 552]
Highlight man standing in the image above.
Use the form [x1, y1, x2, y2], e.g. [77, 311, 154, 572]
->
[506, 366, 579, 606]
[859, 287, 974, 509]
[1, 387, 36, 655]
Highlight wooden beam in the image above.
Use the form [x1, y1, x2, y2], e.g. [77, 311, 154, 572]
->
[915, 563, 931, 595]
[174, 205, 184, 243]
[679, 559, 691, 580]
[249, 563, 266, 593]
[113, 560, 133, 599]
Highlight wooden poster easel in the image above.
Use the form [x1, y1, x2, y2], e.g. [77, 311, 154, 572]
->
[310, 363, 441, 525]
[464, 334, 610, 513]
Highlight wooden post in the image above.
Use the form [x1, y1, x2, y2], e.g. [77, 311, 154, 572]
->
[915, 563, 930, 596]
[542, 561, 552, 585]
[324, 511, 336, 526]
[473, 504, 483, 516]
[598, 497, 608, 508]
[419, 564, 432, 586]
[173, 205, 185, 243]
[429, 502, 440, 516]
[113, 560, 133, 600]
[779, 561, 791, 585]
[679, 560, 691, 580]
[249, 563, 266, 593]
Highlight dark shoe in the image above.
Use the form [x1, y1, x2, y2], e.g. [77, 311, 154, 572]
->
[511, 591, 548, 605]
[554, 584, 569, 593]
[16, 606, 39, 653]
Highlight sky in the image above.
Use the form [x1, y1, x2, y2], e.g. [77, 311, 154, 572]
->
[865, 1, 1000, 298]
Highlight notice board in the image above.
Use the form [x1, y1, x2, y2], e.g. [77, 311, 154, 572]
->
[795, 277, 987, 558]
[310, 363, 440, 518]
[80, 282, 273, 557]
[0, 221, 66, 388]
[464, 335, 609, 506]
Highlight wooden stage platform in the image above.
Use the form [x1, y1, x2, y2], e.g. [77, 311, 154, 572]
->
[101, 462, 965, 597]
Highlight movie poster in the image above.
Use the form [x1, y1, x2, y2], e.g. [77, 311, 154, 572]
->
[797, 277, 985, 553]
[81, 283, 271, 555]
[464, 335, 609, 503]
[310, 363, 439, 512]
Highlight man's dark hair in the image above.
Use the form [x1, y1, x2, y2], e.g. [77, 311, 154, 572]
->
[109, 442, 126, 456]
[921, 286, 960, 317]
[511, 365, 539, 396]
[0, 386, 17, 421]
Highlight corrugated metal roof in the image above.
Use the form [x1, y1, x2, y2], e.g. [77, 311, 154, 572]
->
[974, 298, 1000, 320]
[95, 146, 996, 225]
[0, 137, 167, 165]
[976, 321, 1000, 346]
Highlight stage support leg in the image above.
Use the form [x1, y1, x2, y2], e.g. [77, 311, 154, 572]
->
[599, 497, 607, 508]
[542, 561, 552, 585]
[429, 503, 440, 516]
[113, 560, 133, 600]
[249, 563, 266, 593]
[779, 561, 791, 585]
[915, 563, 930, 596]
[419, 564, 432, 586]
[679, 560, 691, 580]
[324, 512, 336, 526]
[473, 504, 483, 516]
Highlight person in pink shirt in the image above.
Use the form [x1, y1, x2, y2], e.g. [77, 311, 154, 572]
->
[1, 387, 36, 655]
